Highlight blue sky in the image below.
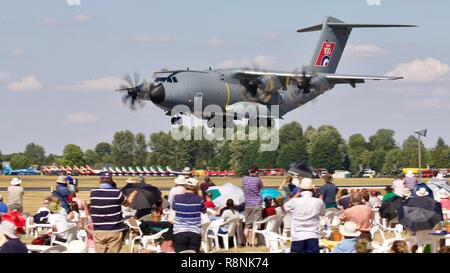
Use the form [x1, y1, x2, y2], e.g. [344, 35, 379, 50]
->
[0, 0, 449, 154]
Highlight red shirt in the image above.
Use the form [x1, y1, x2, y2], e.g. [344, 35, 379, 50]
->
[204, 201, 215, 209]
[263, 207, 276, 219]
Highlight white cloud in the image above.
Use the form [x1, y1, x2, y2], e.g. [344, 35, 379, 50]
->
[7, 76, 42, 92]
[55, 77, 123, 92]
[263, 32, 281, 40]
[386, 58, 450, 82]
[218, 55, 277, 69]
[131, 35, 172, 44]
[12, 48, 25, 56]
[208, 37, 226, 46]
[65, 112, 97, 125]
[346, 44, 386, 57]
[39, 17, 58, 26]
[0, 72, 13, 83]
[73, 14, 91, 22]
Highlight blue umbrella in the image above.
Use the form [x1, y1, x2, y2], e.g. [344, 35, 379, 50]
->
[261, 188, 282, 200]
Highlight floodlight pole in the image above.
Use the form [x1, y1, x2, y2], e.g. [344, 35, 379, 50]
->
[418, 134, 422, 179]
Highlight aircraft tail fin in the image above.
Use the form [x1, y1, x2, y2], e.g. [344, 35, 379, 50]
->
[297, 16, 417, 74]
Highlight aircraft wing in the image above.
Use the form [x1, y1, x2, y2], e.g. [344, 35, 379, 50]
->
[233, 70, 402, 88]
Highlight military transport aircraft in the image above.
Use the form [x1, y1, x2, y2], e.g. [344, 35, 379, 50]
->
[116, 16, 416, 127]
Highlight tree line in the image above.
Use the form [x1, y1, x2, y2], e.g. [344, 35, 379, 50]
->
[1, 122, 449, 176]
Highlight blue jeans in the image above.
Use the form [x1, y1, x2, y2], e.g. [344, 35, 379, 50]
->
[291, 239, 320, 253]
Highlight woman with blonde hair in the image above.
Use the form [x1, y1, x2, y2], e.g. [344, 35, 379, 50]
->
[390, 240, 409, 253]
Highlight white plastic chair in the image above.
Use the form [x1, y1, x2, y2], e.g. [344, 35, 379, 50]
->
[124, 219, 143, 253]
[141, 228, 169, 251]
[25, 217, 35, 237]
[281, 213, 292, 239]
[201, 221, 212, 253]
[206, 218, 225, 251]
[41, 244, 67, 253]
[251, 215, 283, 247]
[50, 225, 79, 246]
[264, 231, 290, 253]
[216, 217, 241, 250]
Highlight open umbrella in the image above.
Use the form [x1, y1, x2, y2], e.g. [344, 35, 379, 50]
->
[206, 183, 245, 208]
[398, 196, 443, 232]
[261, 188, 282, 200]
[121, 183, 161, 210]
[287, 163, 315, 179]
[379, 196, 403, 221]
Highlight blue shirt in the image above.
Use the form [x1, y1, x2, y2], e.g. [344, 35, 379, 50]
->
[0, 238, 28, 253]
[0, 202, 8, 213]
[331, 237, 359, 253]
[173, 193, 205, 235]
[53, 184, 70, 212]
[319, 182, 338, 206]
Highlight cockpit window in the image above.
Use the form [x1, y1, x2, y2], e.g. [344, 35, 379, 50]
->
[172, 77, 178, 83]
[166, 77, 172, 83]
[154, 76, 177, 83]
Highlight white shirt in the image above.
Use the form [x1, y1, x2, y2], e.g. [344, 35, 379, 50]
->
[283, 191, 325, 241]
[48, 213, 69, 239]
[168, 185, 185, 205]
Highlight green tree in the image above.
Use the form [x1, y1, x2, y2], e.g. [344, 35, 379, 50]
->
[402, 135, 427, 167]
[24, 143, 46, 165]
[256, 151, 278, 169]
[304, 126, 316, 142]
[348, 134, 369, 172]
[429, 138, 450, 168]
[383, 149, 404, 174]
[276, 139, 308, 169]
[195, 139, 216, 169]
[279, 122, 303, 144]
[368, 149, 387, 172]
[134, 133, 148, 166]
[308, 125, 346, 172]
[148, 132, 174, 167]
[229, 140, 259, 176]
[369, 129, 397, 151]
[63, 144, 85, 166]
[10, 154, 30, 169]
[112, 130, 135, 166]
[83, 149, 98, 166]
[95, 142, 112, 158]
[217, 141, 231, 170]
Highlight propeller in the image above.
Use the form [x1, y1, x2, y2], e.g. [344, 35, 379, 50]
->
[292, 67, 314, 94]
[117, 73, 147, 110]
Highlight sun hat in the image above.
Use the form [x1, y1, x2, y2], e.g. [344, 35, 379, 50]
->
[415, 187, 429, 197]
[48, 202, 60, 213]
[299, 178, 314, 190]
[0, 220, 18, 239]
[438, 189, 450, 199]
[63, 240, 88, 253]
[339, 221, 361, 237]
[56, 175, 66, 184]
[402, 189, 412, 198]
[10, 178, 22, 186]
[292, 177, 301, 187]
[174, 175, 186, 185]
[1, 211, 25, 230]
[182, 167, 192, 175]
[185, 178, 199, 187]
[405, 170, 414, 178]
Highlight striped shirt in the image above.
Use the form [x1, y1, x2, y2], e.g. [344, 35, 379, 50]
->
[90, 187, 126, 231]
[172, 193, 205, 234]
[242, 176, 263, 207]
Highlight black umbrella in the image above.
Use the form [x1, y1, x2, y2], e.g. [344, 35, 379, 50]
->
[287, 163, 315, 179]
[398, 196, 443, 232]
[121, 183, 161, 210]
[379, 196, 403, 221]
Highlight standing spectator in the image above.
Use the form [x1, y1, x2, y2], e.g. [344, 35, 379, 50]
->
[168, 175, 186, 206]
[200, 175, 216, 196]
[284, 178, 325, 253]
[182, 167, 193, 179]
[369, 190, 382, 208]
[404, 170, 419, 191]
[331, 221, 361, 253]
[242, 166, 264, 245]
[7, 178, 24, 207]
[319, 173, 338, 209]
[382, 186, 398, 203]
[0, 220, 27, 253]
[89, 172, 137, 253]
[172, 178, 206, 253]
[278, 175, 297, 198]
[337, 189, 351, 210]
[340, 191, 373, 240]
[53, 176, 71, 213]
[392, 174, 405, 197]
[0, 195, 8, 214]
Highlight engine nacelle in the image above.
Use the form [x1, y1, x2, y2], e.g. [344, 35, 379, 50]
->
[309, 76, 332, 93]
[257, 75, 282, 94]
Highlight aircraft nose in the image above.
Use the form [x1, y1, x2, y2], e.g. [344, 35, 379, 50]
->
[149, 84, 165, 104]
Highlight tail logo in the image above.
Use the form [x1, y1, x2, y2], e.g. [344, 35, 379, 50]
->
[315, 42, 336, 67]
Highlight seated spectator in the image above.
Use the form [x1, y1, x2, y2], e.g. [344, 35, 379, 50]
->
[46, 202, 69, 245]
[219, 199, 240, 234]
[0, 195, 8, 214]
[68, 201, 80, 223]
[382, 186, 398, 203]
[337, 189, 351, 210]
[33, 198, 51, 224]
[203, 192, 216, 209]
[369, 190, 382, 208]
[331, 221, 361, 253]
[161, 195, 170, 210]
[1, 209, 26, 236]
[262, 196, 276, 219]
[200, 176, 216, 196]
[390, 240, 409, 253]
[392, 175, 405, 197]
[274, 195, 284, 216]
[0, 219, 28, 253]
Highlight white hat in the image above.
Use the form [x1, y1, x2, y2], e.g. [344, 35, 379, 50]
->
[56, 175, 66, 184]
[415, 187, 429, 197]
[185, 178, 199, 187]
[402, 189, 412, 198]
[182, 167, 192, 174]
[63, 240, 88, 253]
[0, 221, 18, 239]
[436, 173, 444, 180]
[339, 221, 361, 237]
[10, 178, 22, 186]
[174, 175, 186, 185]
[438, 189, 449, 199]
[405, 170, 414, 178]
[299, 178, 313, 190]
[292, 177, 301, 187]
